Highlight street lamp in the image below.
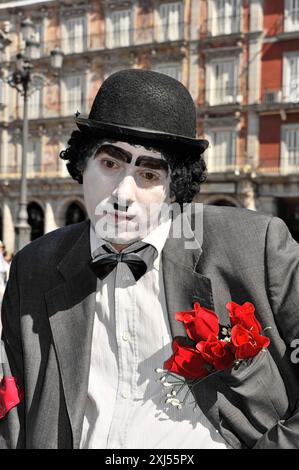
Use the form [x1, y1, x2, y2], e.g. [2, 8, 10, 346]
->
[4, 19, 63, 251]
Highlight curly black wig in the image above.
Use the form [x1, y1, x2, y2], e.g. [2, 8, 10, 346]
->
[59, 130, 207, 206]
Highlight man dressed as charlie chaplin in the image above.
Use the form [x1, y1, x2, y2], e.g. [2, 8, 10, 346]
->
[1, 70, 299, 449]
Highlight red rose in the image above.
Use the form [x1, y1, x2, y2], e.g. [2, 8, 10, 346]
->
[226, 301, 262, 334]
[196, 334, 235, 370]
[175, 302, 219, 342]
[231, 324, 270, 360]
[0, 376, 24, 419]
[164, 337, 209, 380]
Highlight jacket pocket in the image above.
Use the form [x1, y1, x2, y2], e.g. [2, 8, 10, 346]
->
[217, 349, 290, 447]
[192, 349, 290, 448]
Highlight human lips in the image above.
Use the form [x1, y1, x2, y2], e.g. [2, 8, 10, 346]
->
[110, 211, 135, 223]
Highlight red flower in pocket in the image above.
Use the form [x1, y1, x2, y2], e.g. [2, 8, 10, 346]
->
[226, 301, 262, 334]
[175, 302, 219, 342]
[0, 376, 24, 419]
[196, 334, 235, 371]
[164, 337, 210, 380]
[231, 324, 270, 360]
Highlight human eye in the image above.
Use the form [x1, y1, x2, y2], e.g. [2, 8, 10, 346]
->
[140, 170, 160, 182]
[100, 158, 120, 170]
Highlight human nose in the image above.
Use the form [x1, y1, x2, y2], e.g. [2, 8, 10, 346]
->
[112, 174, 136, 207]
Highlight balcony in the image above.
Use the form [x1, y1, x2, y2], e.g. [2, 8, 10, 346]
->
[258, 86, 299, 113]
[205, 15, 242, 38]
[9, 23, 187, 60]
[0, 162, 69, 180]
[14, 98, 94, 121]
[205, 86, 242, 106]
[205, 162, 238, 174]
[284, 11, 299, 33]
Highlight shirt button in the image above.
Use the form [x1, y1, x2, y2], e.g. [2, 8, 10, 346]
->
[121, 391, 129, 399]
[122, 331, 130, 342]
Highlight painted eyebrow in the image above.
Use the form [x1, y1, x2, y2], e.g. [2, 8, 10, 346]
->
[95, 144, 132, 163]
[135, 156, 169, 173]
[96, 144, 169, 173]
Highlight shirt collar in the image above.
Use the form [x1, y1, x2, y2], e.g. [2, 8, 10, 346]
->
[89, 215, 172, 272]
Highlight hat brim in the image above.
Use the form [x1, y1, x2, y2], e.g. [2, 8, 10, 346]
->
[74, 116, 209, 154]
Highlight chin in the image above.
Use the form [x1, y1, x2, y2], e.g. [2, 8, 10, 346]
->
[105, 234, 141, 245]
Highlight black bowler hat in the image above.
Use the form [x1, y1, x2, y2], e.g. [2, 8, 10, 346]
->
[75, 69, 209, 154]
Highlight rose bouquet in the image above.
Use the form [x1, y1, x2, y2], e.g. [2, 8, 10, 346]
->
[156, 301, 271, 410]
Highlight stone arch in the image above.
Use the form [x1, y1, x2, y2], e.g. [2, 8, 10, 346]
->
[27, 201, 45, 241]
[56, 197, 87, 227]
[65, 201, 87, 226]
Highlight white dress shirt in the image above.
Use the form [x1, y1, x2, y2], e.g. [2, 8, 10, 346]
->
[79, 218, 228, 449]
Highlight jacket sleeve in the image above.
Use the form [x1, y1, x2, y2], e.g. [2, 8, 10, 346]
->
[0, 253, 25, 449]
[254, 216, 299, 449]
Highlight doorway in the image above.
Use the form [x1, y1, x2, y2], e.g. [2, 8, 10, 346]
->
[277, 198, 299, 243]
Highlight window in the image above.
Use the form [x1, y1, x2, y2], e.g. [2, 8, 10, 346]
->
[31, 21, 43, 58]
[209, 0, 241, 35]
[157, 1, 184, 42]
[28, 87, 42, 119]
[281, 126, 299, 173]
[205, 129, 236, 172]
[152, 62, 182, 82]
[63, 16, 87, 53]
[207, 58, 238, 105]
[283, 53, 299, 102]
[285, 0, 299, 32]
[20, 21, 43, 58]
[64, 75, 85, 115]
[106, 9, 132, 48]
[27, 138, 41, 175]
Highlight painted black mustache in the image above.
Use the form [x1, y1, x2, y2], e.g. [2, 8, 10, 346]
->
[113, 202, 129, 213]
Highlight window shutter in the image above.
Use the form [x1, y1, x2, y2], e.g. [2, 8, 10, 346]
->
[66, 75, 84, 113]
[209, 129, 236, 171]
[168, 2, 181, 40]
[216, 0, 225, 34]
[120, 10, 131, 46]
[153, 63, 182, 82]
[111, 9, 130, 47]
[159, 3, 168, 41]
[66, 17, 85, 53]
[289, 55, 299, 101]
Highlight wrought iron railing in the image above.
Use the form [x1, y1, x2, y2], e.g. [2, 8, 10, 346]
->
[205, 15, 241, 36]
[205, 87, 241, 106]
[8, 22, 187, 59]
[0, 163, 69, 179]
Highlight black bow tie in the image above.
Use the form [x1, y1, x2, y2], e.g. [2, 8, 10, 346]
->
[89, 245, 148, 282]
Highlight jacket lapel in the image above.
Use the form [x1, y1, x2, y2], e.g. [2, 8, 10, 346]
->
[162, 205, 224, 442]
[162, 204, 215, 337]
[45, 221, 97, 449]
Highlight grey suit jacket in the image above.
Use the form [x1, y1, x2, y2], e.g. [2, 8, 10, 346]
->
[1, 204, 299, 449]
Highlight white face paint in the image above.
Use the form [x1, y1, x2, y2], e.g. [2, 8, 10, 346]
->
[83, 140, 173, 245]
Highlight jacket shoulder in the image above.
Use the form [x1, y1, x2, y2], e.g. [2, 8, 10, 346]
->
[199, 204, 274, 249]
[203, 204, 272, 228]
[15, 220, 89, 268]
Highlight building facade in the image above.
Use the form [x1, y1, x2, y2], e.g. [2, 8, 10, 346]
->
[0, 0, 298, 252]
